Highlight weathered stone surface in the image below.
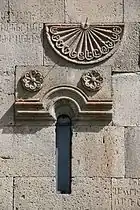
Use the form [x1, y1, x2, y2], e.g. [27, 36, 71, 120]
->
[65, 0, 123, 23]
[72, 126, 125, 177]
[0, 127, 14, 175]
[112, 178, 140, 210]
[0, 126, 55, 176]
[0, 178, 13, 210]
[110, 23, 140, 72]
[0, 23, 43, 68]
[0, 0, 8, 22]
[14, 177, 111, 210]
[125, 127, 140, 178]
[14, 177, 62, 210]
[62, 177, 111, 210]
[0, 67, 14, 125]
[16, 65, 112, 100]
[112, 73, 140, 126]
[9, 0, 64, 23]
[124, 0, 140, 22]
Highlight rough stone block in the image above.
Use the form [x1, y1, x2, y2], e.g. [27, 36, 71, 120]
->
[0, 67, 14, 125]
[124, 0, 140, 22]
[0, 23, 43, 68]
[9, 0, 64, 23]
[65, 0, 123, 23]
[14, 177, 62, 210]
[0, 126, 55, 176]
[112, 178, 140, 210]
[14, 177, 111, 210]
[62, 177, 111, 210]
[110, 23, 140, 72]
[112, 73, 140, 126]
[0, 0, 8, 22]
[16, 65, 112, 101]
[72, 126, 125, 177]
[125, 127, 140, 178]
[0, 178, 13, 210]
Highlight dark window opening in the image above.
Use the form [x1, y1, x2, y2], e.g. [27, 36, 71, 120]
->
[56, 115, 72, 194]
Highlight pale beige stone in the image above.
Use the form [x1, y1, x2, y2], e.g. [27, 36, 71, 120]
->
[14, 177, 62, 210]
[112, 178, 140, 210]
[125, 127, 140, 178]
[0, 126, 55, 176]
[0, 177, 13, 210]
[72, 126, 125, 177]
[124, 0, 140, 22]
[65, 0, 123, 23]
[0, 23, 43, 68]
[62, 177, 111, 210]
[16, 65, 112, 101]
[9, 0, 64, 23]
[112, 73, 140, 126]
[14, 177, 111, 210]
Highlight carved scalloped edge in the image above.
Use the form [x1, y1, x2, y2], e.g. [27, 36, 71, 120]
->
[45, 23, 124, 65]
[15, 86, 112, 123]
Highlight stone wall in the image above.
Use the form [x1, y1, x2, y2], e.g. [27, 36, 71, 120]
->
[0, 0, 140, 209]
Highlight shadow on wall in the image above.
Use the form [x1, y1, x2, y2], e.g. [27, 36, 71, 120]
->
[0, 102, 110, 135]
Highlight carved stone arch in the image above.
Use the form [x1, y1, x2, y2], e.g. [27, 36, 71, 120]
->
[42, 85, 88, 112]
[48, 97, 80, 120]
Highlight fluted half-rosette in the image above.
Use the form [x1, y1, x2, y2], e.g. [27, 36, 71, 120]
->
[45, 23, 124, 65]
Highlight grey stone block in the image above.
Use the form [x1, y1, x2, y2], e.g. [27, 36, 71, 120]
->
[0, 126, 55, 176]
[0, 67, 14, 125]
[65, 0, 123, 23]
[125, 127, 140, 178]
[14, 177, 62, 210]
[124, 0, 140, 22]
[0, 23, 43, 68]
[112, 178, 140, 210]
[9, 0, 64, 23]
[0, 177, 13, 210]
[72, 126, 125, 177]
[62, 177, 111, 210]
[0, 0, 8, 22]
[112, 73, 140, 126]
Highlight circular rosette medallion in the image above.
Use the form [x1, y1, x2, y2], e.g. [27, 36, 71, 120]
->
[81, 71, 103, 91]
[21, 70, 44, 92]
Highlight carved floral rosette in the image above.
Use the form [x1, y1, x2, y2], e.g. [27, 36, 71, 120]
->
[81, 71, 103, 91]
[21, 70, 44, 92]
[46, 23, 124, 64]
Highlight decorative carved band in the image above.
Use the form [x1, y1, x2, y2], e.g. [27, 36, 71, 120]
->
[15, 86, 112, 123]
[45, 23, 124, 64]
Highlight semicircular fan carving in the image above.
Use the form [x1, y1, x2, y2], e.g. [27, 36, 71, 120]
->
[45, 23, 124, 65]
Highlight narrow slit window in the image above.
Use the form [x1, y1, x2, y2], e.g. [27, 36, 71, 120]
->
[56, 115, 72, 194]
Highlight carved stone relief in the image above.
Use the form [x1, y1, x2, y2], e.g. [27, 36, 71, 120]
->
[45, 23, 124, 64]
[21, 70, 44, 92]
[15, 66, 112, 124]
[81, 71, 103, 92]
